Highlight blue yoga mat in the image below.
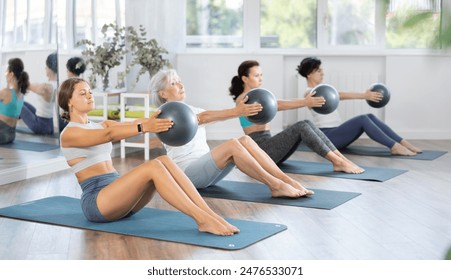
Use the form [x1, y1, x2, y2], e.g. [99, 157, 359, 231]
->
[341, 145, 447, 160]
[297, 144, 447, 160]
[0, 139, 60, 152]
[1, 140, 60, 152]
[0, 196, 286, 250]
[199, 180, 361, 210]
[279, 160, 407, 182]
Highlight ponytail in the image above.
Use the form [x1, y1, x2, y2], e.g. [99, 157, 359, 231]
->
[17, 71, 30, 94]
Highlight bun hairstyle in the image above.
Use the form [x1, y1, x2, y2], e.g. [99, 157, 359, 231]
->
[228, 60, 260, 101]
[8, 58, 30, 94]
[296, 56, 321, 78]
[66, 57, 86, 77]
[46, 52, 58, 74]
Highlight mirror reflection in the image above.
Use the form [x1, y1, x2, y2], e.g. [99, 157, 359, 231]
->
[0, 0, 59, 184]
[0, 0, 126, 185]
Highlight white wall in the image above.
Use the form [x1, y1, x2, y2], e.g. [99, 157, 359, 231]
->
[177, 53, 451, 140]
[124, 0, 186, 92]
[386, 55, 451, 139]
[176, 54, 285, 139]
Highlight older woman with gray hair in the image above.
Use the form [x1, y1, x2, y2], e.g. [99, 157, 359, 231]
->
[149, 69, 314, 198]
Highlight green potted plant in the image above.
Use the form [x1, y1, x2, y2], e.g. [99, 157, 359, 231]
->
[125, 25, 171, 85]
[77, 23, 128, 90]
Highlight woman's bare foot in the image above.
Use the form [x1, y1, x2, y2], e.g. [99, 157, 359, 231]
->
[208, 212, 240, 234]
[288, 179, 315, 195]
[269, 181, 308, 198]
[400, 140, 422, 153]
[328, 151, 364, 174]
[391, 143, 417, 156]
[334, 151, 365, 173]
[196, 213, 236, 236]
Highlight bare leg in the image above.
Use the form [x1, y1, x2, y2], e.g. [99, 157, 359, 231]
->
[96, 158, 237, 236]
[157, 156, 239, 233]
[400, 139, 422, 154]
[211, 138, 308, 198]
[237, 136, 314, 195]
[326, 150, 365, 174]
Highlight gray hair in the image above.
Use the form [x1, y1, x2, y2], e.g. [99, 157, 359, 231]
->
[149, 69, 178, 107]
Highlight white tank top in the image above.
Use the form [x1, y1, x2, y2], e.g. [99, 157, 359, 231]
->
[305, 86, 342, 128]
[24, 80, 57, 118]
[60, 121, 113, 173]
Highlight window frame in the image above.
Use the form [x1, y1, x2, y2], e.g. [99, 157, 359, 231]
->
[0, 0, 124, 52]
[185, 0, 448, 55]
[0, 0, 55, 50]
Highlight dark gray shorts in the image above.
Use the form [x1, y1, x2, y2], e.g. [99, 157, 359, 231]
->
[79, 172, 135, 223]
[184, 152, 235, 189]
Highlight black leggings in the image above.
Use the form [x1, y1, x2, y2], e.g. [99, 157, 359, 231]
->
[320, 114, 402, 149]
[248, 120, 337, 165]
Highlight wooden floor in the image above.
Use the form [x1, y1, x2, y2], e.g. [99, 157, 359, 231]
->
[0, 135, 450, 260]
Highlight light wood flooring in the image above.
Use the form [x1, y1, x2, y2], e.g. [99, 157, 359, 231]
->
[0, 135, 450, 260]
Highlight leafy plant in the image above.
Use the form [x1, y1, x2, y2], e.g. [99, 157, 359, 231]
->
[383, 0, 451, 49]
[125, 25, 171, 84]
[77, 23, 127, 90]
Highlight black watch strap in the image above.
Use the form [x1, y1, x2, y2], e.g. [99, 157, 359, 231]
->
[137, 123, 143, 134]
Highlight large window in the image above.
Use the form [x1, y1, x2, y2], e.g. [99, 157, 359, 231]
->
[186, 0, 243, 48]
[1, 0, 124, 51]
[1, 0, 52, 49]
[386, 0, 442, 48]
[186, 0, 444, 50]
[327, 0, 376, 46]
[260, 0, 317, 48]
[71, 0, 124, 48]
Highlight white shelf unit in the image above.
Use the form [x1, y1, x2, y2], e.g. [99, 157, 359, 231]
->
[89, 90, 123, 121]
[120, 92, 152, 160]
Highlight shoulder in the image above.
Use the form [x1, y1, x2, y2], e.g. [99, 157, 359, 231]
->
[186, 104, 205, 114]
[235, 93, 247, 103]
[0, 88, 11, 100]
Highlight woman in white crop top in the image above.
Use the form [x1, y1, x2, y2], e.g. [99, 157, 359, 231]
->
[297, 56, 422, 156]
[57, 77, 239, 236]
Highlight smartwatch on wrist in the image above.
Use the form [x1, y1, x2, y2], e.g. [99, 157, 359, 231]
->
[137, 123, 144, 134]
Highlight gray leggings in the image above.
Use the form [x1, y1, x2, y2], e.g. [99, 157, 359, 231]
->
[248, 120, 337, 165]
[0, 120, 16, 144]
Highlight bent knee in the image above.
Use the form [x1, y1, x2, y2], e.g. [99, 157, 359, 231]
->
[238, 135, 253, 145]
[154, 155, 171, 163]
[143, 158, 166, 170]
[226, 138, 241, 146]
[293, 120, 310, 130]
[304, 119, 314, 126]
[365, 113, 377, 119]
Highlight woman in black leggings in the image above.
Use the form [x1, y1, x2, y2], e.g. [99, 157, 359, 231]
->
[229, 60, 364, 174]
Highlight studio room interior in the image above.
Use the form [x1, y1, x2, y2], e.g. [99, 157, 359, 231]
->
[1, 1, 450, 275]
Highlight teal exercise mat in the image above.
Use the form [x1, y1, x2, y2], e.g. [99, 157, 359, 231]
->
[16, 126, 59, 138]
[340, 145, 447, 160]
[297, 144, 447, 160]
[0, 196, 286, 250]
[279, 160, 408, 182]
[0, 140, 59, 152]
[199, 180, 361, 210]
